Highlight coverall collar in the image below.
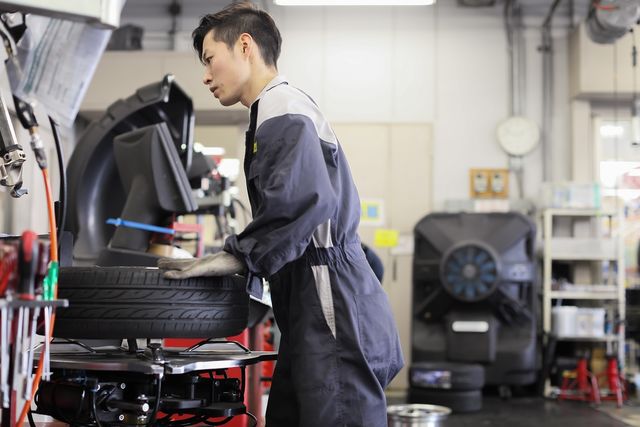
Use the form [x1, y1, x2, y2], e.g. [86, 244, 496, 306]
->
[251, 75, 288, 107]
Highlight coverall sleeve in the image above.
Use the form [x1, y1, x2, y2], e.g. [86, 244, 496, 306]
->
[224, 113, 338, 281]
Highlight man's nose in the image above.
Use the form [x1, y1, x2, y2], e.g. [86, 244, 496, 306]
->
[203, 70, 212, 86]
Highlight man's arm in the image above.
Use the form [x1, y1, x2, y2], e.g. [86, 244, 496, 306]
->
[224, 113, 337, 277]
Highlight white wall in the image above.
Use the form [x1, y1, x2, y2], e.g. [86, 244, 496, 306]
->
[431, 6, 570, 207]
[272, 6, 435, 123]
[265, 2, 570, 207]
[107, 0, 573, 211]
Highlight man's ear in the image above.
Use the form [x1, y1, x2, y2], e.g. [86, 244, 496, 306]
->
[239, 33, 252, 56]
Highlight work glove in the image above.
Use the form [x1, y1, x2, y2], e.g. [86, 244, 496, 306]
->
[157, 251, 246, 279]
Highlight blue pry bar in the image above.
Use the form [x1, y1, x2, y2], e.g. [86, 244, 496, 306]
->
[106, 218, 176, 235]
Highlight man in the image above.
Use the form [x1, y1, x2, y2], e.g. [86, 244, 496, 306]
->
[158, 2, 403, 426]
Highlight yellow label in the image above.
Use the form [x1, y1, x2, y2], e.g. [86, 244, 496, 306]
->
[374, 229, 399, 248]
[252, 140, 258, 154]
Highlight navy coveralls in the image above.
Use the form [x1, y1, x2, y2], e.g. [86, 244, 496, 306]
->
[224, 76, 403, 427]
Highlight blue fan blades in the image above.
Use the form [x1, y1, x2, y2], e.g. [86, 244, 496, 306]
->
[443, 245, 497, 302]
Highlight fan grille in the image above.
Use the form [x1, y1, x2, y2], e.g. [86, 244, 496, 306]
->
[441, 243, 499, 302]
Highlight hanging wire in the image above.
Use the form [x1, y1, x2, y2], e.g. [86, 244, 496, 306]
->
[147, 375, 163, 425]
[91, 390, 104, 427]
[606, 38, 621, 359]
[48, 116, 67, 248]
[633, 29, 637, 100]
[632, 28, 638, 147]
[613, 40, 621, 215]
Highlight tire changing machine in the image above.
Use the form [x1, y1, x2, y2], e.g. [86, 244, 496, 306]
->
[34, 339, 276, 426]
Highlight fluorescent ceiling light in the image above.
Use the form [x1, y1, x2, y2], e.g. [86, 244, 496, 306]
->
[275, 0, 435, 5]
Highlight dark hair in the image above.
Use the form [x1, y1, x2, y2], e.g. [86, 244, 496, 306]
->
[192, 1, 282, 68]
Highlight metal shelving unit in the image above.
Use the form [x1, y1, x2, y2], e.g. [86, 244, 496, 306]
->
[551, 335, 619, 342]
[542, 208, 626, 366]
[548, 290, 619, 300]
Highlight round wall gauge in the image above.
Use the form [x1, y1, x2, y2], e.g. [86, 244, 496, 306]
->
[496, 116, 540, 157]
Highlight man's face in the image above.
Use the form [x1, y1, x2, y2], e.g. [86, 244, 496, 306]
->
[201, 30, 249, 107]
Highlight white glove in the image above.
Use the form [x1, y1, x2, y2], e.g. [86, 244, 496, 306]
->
[157, 251, 246, 279]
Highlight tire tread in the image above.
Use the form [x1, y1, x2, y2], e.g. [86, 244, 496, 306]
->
[54, 267, 249, 339]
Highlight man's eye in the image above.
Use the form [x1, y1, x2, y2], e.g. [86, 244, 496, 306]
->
[206, 56, 213, 65]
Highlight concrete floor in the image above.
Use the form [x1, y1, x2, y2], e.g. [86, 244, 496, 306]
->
[449, 398, 635, 427]
[389, 396, 640, 426]
[597, 402, 640, 427]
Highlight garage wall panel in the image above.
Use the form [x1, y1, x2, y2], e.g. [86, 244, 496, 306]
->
[323, 8, 394, 123]
[273, 7, 326, 109]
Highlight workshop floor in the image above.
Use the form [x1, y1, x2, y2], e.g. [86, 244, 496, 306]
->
[388, 395, 640, 426]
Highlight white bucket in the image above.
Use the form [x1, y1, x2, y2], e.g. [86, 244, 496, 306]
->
[387, 404, 451, 427]
[551, 306, 578, 337]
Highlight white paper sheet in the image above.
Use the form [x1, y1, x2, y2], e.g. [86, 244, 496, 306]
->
[7, 15, 111, 127]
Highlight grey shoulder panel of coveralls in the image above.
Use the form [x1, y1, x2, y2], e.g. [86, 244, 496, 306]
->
[256, 84, 338, 147]
[257, 84, 338, 251]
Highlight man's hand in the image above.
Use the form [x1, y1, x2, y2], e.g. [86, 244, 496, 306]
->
[157, 251, 246, 279]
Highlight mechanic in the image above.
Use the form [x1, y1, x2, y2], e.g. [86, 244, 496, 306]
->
[158, 2, 403, 426]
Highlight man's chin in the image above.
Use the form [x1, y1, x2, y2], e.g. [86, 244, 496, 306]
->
[219, 97, 238, 107]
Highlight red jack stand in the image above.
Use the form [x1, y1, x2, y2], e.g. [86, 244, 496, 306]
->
[596, 356, 627, 407]
[558, 357, 601, 404]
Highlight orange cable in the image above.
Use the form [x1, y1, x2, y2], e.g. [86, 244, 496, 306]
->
[15, 168, 58, 427]
[41, 168, 58, 263]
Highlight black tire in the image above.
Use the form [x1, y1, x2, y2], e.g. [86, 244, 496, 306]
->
[410, 362, 485, 391]
[54, 267, 249, 339]
[408, 387, 482, 413]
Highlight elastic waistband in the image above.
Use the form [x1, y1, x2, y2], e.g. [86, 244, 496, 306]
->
[303, 242, 364, 266]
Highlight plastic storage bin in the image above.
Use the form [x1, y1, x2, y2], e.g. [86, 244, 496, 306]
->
[552, 306, 578, 337]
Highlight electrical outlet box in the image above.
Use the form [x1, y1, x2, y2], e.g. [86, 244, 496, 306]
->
[470, 169, 490, 198]
[490, 169, 509, 198]
[470, 168, 509, 199]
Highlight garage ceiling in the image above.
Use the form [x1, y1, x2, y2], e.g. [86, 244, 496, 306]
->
[125, 0, 591, 17]
[119, 0, 594, 28]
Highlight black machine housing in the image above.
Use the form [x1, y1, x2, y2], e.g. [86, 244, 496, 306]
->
[412, 212, 538, 387]
[34, 340, 274, 427]
[65, 74, 207, 267]
[36, 371, 244, 426]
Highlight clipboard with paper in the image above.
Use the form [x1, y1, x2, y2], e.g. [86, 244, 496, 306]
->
[5, 14, 111, 127]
